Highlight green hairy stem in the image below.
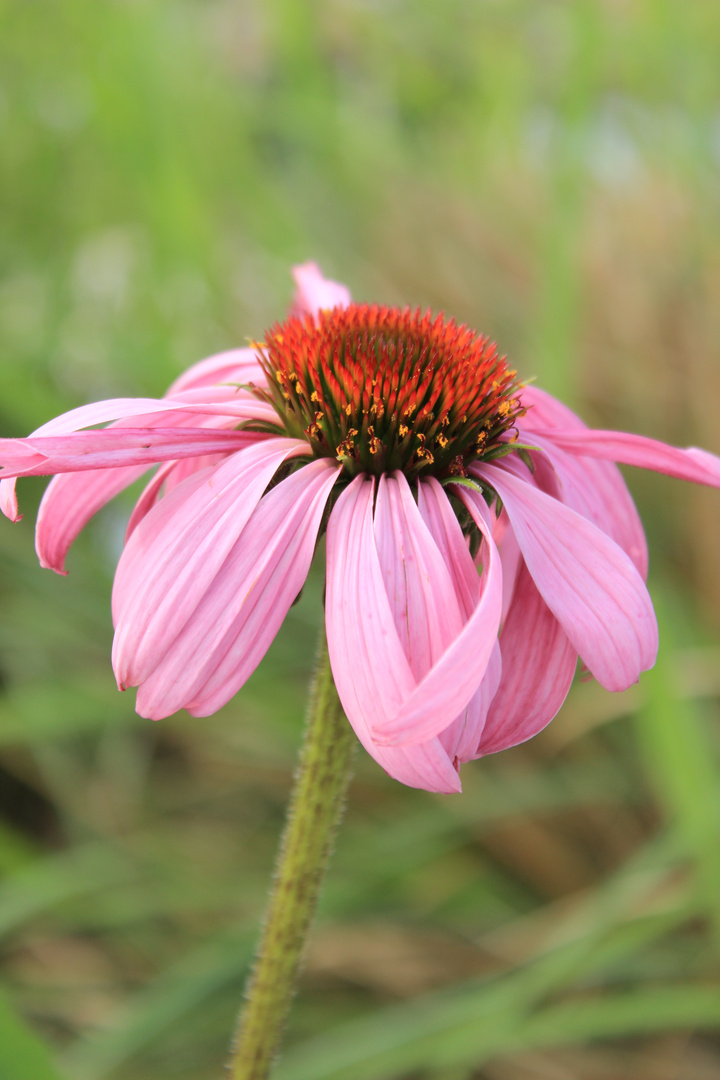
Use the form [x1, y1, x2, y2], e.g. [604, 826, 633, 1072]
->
[229, 628, 356, 1079]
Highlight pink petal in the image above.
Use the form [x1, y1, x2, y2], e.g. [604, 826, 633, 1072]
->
[135, 458, 341, 718]
[363, 738, 464, 794]
[516, 386, 649, 577]
[325, 475, 417, 736]
[23, 397, 201, 437]
[36, 465, 149, 574]
[0, 428, 267, 478]
[1, 387, 276, 521]
[325, 474, 503, 750]
[0, 400, 175, 521]
[479, 561, 578, 756]
[123, 454, 231, 542]
[375, 484, 503, 746]
[22, 393, 274, 438]
[520, 431, 649, 580]
[112, 438, 306, 688]
[374, 473, 465, 681]
[0, 479, 19, 522]
[124, 460, 180, 541]
[439, 641, 503, 764]
[528, 426, 720, 489]
[165, 348, 266, 396]
[33, 397, 266, 569]
[497, 516, 522, 620]
[519, 384, 586, 430]
[476, 461, 658, 692]
[290, 262, 351, 317]
[324, 475, 464, 794]
[416, 477, 479, 620]
[417, 479, 502, 761]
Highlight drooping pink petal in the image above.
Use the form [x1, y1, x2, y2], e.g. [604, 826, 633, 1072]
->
[0, 479, 19, 522]
[20, 397, 203, 437]
[496, 515, 522, 620]
[479, 560, 578, 756]
[0, 428, 266, 479]
[0, 399, 189, 520]
[520, 432, 649, 579]
[16, 392, 275, 439]
[36, 466, 149, 574]
[135, 458, 341, 719]
[123, 454, 231, 542]
[165, 348, 266, 396]
[124, 460, 181, 540]
[528, 426, 720, 489]
[112, 438, 306, 689]
[325, 475, 417, 736]
[290, 262, 352, 318]
[475, 461, 658, 692]
[516, 385, 649, 577]
[374, 473, 465, 681]
[439, 641, 502, 764]
[416, 477, 480, 620]
[379, 485, 502, 745]
[324, 476, 477, 793]
[519, 384, 586, 430]
[331, 475, 503, 749]
[367, 737, 465, 794]
[417, 478, 502, 760]
[31, 393, 268, 568]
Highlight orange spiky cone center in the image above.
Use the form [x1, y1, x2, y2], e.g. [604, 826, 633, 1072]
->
[254, 304, 526, 479]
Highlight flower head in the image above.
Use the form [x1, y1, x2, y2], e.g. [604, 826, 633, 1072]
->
[256, 304, 525, 477]
[3, 260, 720, 793]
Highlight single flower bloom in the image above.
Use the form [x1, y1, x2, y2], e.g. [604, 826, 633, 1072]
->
[3, 262, 720, 793]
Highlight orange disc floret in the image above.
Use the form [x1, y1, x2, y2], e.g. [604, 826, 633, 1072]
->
[254, 304, 526, 478]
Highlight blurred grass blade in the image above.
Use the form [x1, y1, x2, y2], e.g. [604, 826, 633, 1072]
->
[520, 984, 720, 1047]
[275, 839, 692, 1080]
[0, 844, 136, 938]
[635, 591, 720, 930]
[61, 926, 254, 1080]
[0, 992, 69, 1080]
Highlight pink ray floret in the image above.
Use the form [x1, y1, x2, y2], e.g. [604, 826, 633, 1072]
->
[2, 264, 720, 793]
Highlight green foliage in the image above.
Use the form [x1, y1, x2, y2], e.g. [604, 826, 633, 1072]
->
[0, 990, 68, 1080]
[1, 1, 720, 1077]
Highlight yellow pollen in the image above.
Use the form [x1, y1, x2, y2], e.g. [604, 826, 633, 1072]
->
[437, 433, 448, 449]
[498, 401, 511, 417]
[345, 403, 352, 416]
[399, 424, 409, 438]
[310, 391, 320, 402]
[315, 411, 324, 423]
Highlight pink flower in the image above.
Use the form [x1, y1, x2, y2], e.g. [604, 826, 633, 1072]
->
[3, 261, 720, 793]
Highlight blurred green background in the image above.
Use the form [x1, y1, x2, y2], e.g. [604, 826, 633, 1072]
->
[2, 1, 720, 1077]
